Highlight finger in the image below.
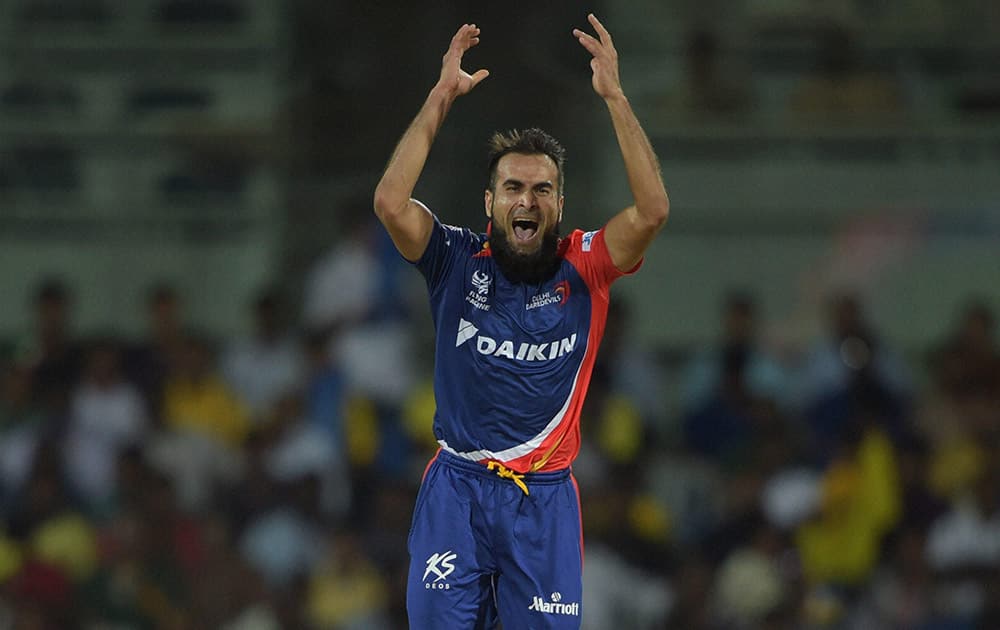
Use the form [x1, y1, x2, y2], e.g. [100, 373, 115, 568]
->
[463, 27, 482, 51]
[451, 23, 469, 44]
[446, 25, 467, 57]
[588, 13, 614, 47]
[573, 29, 602, 56]
[469, 68, 490, 88]
[451, 24, 480, 50]
[572, 29, 599, 48]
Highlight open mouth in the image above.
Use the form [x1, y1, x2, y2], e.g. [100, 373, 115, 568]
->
[512, 218, 539, 242]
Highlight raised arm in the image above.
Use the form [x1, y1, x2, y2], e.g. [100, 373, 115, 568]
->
[373, 24, 490, 261]
[573, 14, 670, 272]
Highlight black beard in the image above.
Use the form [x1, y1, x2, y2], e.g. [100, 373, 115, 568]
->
[490, 221, 561, 285]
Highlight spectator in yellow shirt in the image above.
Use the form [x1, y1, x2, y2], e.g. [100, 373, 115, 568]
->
[162, 334, 249, 446]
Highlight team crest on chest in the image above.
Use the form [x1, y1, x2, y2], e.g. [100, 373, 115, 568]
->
[526, 280, 571, 311]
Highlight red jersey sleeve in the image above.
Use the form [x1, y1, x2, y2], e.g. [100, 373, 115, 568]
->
[562, 227, 642, 294]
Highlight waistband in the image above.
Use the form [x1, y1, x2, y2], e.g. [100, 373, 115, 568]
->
[434, 449, 571, 485]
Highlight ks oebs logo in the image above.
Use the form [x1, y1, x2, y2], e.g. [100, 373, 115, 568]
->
[423, 550, 457, 590]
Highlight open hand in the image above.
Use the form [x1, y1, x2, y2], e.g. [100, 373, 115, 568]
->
[437, 23, 490, 98]
[573, 14, 624, 101]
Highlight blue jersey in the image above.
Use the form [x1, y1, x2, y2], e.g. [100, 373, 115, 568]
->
[413, 215, 638, 473]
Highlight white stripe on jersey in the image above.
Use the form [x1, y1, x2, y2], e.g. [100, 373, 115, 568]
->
[437, 358, 585, 465]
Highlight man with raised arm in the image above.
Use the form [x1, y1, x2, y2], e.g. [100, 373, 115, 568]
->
[373, 15, 669, 629]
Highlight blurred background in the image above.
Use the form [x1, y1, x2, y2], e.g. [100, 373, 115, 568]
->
[0, 0, 999, 628]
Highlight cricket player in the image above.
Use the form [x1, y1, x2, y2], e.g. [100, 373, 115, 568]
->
[373, 14, 669, 628]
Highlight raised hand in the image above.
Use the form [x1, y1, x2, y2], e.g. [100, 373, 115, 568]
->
[573, 14, 624, 101]
[437, 23, 490, 99]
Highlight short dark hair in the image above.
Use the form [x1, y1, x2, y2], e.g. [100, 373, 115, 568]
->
[487, 128, 566, 194]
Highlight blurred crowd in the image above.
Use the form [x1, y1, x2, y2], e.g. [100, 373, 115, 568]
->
[652, 20, 1000, 125]
[1, 214, 998, 630]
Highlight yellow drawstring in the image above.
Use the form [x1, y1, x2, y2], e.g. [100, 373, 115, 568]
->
[487, 461, 530, 495]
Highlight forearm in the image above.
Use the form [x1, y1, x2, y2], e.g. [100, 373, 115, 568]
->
[605, 94, 670, 226]
[374, 86, 455, 218]
[373, 24, 486, 260]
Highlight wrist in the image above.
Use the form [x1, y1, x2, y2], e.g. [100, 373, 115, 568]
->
[429, 83, 459, 106]
[603, 90, 628, 107]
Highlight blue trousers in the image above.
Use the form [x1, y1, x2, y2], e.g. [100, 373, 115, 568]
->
[407, 449, 584, 629]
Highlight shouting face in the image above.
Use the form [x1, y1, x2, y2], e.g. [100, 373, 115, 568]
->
[485, 152, 564, 283]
